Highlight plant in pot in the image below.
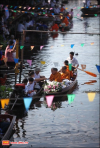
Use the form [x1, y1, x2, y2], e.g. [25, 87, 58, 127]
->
[0, 85, 13, 109]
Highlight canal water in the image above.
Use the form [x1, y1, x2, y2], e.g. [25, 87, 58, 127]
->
[2, 0, 100, 147]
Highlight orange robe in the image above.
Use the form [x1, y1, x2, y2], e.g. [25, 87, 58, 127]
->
[65, 65, 73, 79]
[51, 24, 59, 31]
[62, 17, 69, 26]
[50, 72, 62, 82]
[61, 71, 70, 80]
[60, 7, 64, 12]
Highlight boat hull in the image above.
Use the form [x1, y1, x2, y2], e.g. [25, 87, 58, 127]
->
[0, 114, 16, 147]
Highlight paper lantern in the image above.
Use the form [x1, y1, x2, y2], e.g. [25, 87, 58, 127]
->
[81, 64, 86, 70]
[46, 95, 54, 107]
[71, 44, 74, 48]
[40, 46, 44, 50]
[87, 93, 96, 102]
[67, 94, 75, 104]
[14, 58, 19, 64]
[96, 65, 100, 73]
[20, 46, 24, 49]
[40, 61, 45, 64]
[31, 46, 34, 50]
[23, 97, 32, 110]
[27, 60, 32, 66]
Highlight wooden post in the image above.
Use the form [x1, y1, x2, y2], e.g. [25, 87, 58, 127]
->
[19, 31, 25, 83]
[16, 39, 19, 59]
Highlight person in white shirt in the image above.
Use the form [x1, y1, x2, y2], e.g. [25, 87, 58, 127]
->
[17, 21, 25, 33]
[67, 52, 79, 69]
[25, 78, 37, 97]
[34, 68, 45, 89]
[28, 70, 46, 90]
[50, 0, 56, 7]
[54, 5, 60, 14]
[25, 18, 30, 30]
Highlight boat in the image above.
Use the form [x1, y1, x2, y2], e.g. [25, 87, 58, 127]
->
[81, 7, 100, 17]
[62, 0, 68, 4]
[0, 114, 16, 148]
[7, 83, 44, 109]
[59, 21, 73, 31]
[43, 74, 77, 97]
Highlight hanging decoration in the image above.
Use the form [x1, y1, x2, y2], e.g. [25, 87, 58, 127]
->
[46, 95, 54, 107]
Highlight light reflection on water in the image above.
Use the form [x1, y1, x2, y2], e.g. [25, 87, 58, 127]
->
[8, 0, 99, 147]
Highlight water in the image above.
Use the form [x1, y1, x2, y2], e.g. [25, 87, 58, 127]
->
[2, 0, 100, 147]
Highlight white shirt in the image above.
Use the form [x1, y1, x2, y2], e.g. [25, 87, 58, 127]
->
[29, 20, 33, 26]
[17, 23, 25, 32]
[25, 22, 30, 30]
[34, 73, 40, 79]
[54, 8, 60, 14]
[25, 82, 35, 93]
[34, 73, 40, 89]
[51, 2, 55, 7]
[67, 57, 79, 66]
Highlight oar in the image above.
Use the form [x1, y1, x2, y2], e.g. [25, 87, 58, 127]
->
[76, 67, 97, 77]
[10, 97, 18, 110]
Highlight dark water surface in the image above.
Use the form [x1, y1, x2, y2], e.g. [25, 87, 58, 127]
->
[2, 0, 100, 147]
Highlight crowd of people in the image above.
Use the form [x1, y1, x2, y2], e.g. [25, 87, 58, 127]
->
[0, 0, 74, 68]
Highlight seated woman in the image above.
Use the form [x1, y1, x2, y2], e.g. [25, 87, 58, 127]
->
[25, 78, 37, 97]
[49, 68, 62, 82]
[60, 66, 70, 80]
[5, 41, 16, 68]
[28, 70, 46, 91]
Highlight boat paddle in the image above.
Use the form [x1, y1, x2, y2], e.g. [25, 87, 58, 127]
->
[10, 96, 18, 110]
[74, 67, 97, 77]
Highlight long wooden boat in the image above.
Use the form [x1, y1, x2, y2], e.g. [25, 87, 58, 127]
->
[81, 7, 100, 17]
[43, 75, 77, 97]
[62, 0, 68, 4]
[7, 85, 43, 109]
[37, 15, 54, 22]
[0, 114, 16, 148]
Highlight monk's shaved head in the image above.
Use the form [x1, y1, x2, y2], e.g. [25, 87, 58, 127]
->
[62, 66, 67, 70]
[51, 68, 58, 71]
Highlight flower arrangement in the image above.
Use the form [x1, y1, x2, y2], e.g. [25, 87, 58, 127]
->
[44, 81, 63, 94]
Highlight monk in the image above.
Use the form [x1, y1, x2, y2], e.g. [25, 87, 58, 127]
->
[49, 68, 62, 82]
[64, 60, 73, 79]
[60, 66, 70, 80]
[62, 17, 69, 26]
[50, 22, 59, 31]
[59, 60, 73, 79]
[60, 5, 65, 12]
